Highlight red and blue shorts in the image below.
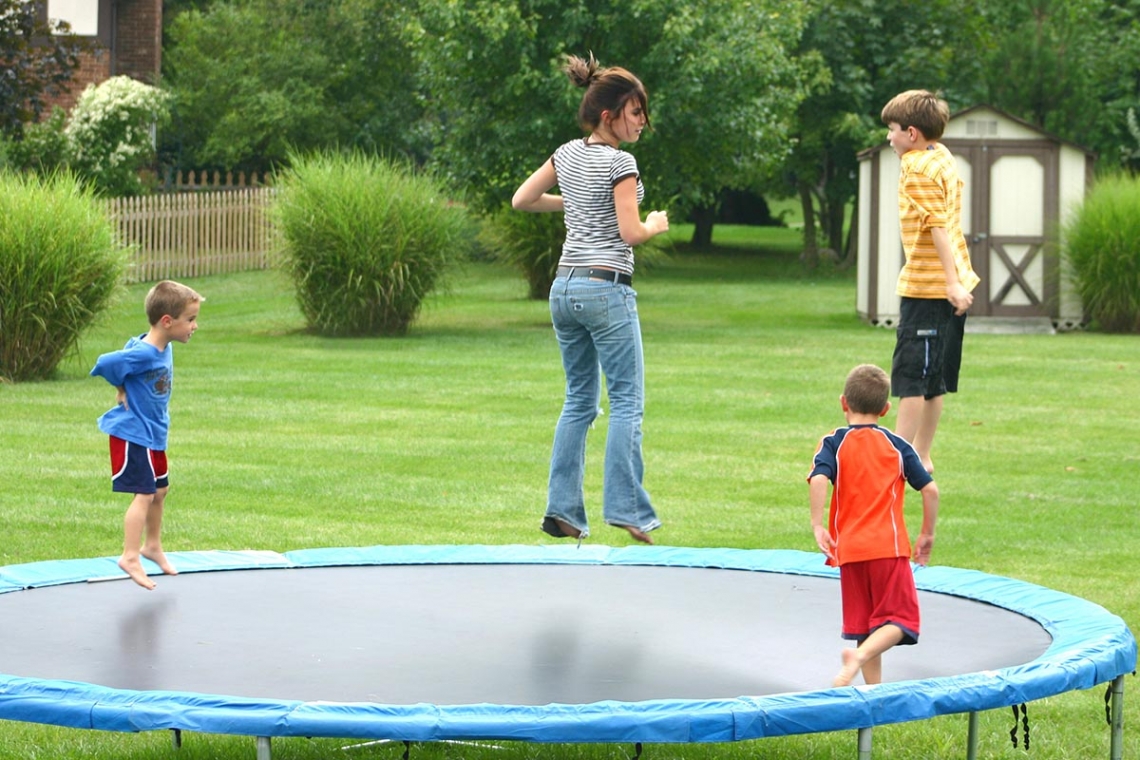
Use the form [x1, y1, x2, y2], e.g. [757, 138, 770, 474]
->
[109, 436, 169, 495]
[838, 556, 920, 645]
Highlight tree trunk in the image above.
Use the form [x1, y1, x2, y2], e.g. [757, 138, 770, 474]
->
[798, 182, 818, 268]
[826, 195, 845, 254]
[690, 205, 716, 247]
[839, 194, 858, 270]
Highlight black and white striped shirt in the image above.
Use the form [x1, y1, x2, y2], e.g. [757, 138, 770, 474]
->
[552, 138, 645, 274]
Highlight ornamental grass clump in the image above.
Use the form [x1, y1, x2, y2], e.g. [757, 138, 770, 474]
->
[1062, 173, 1140, 333]
[273, 151, 475, 336]
[0, 172, 129, 382]
[479, 205, 566, 299]
[480, 203, 671, 300]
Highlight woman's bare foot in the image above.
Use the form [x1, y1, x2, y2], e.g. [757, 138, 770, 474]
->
[619, 525, 654, 544]
[118, 556, 156, 590]
[541, 516, 582, 539]
[142, 547, 178, 576]
[833, 648, 862, 687]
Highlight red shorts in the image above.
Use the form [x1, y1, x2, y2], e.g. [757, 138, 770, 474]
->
[839, 556, 920, 644]
[109, 436, 169, 494]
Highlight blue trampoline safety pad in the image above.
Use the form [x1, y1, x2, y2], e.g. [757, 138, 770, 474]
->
[0, 545, 1134, 743]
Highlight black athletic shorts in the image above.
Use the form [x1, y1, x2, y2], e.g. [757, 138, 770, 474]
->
[891, 297, 967, 399]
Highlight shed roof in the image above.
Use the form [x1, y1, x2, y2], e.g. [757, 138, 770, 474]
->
[858, 103, 1095, 161]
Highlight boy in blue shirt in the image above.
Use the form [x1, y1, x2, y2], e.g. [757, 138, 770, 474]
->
[91, 280, 204, 589]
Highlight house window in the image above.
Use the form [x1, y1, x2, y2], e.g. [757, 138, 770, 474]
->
[35, 0, 112, 45]
[48, 0, 98, 35]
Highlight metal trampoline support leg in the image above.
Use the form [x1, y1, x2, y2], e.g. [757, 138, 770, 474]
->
[857, 726, 873, 759]
[966, 712, 978, 760]
[257, 736, 272, 760]
[1110, 674, 1125, 760]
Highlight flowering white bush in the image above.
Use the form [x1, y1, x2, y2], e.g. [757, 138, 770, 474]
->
[64, 76, 171, 196]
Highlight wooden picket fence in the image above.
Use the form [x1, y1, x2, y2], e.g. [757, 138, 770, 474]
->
[105, 187, 276, 283]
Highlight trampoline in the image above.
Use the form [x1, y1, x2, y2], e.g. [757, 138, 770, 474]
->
[0, 545, 1134, 759]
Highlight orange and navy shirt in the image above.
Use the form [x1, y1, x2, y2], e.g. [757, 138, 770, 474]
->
[896, 142, 980, 299]
[808, 424, 933, 566]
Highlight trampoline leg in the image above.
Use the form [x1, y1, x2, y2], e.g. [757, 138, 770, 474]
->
[966, 712, 978, 760]
[857, 726, 873, 759]
[171, 728, 182, 750]
[257, 736, 272, 760]
[1110, 674, 1125, 760]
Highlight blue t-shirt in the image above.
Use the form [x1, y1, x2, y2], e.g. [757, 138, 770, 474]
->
[90, 335, 174, 450]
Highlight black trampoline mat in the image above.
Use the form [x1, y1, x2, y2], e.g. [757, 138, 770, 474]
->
[0, 564, 1052, 705]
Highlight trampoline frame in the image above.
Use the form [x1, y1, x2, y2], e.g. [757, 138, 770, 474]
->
[0, 545, 1134, 759]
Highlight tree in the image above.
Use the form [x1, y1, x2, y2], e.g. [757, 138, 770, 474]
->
[0, 0, 85, 138]
[161, 0, 424, 174]
[415, 0, 815, 244]
[783, 0, 997, 267]
[979, 0, 1140, 167]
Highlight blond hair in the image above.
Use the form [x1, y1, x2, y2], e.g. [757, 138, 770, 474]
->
[145, 280, 204, 325]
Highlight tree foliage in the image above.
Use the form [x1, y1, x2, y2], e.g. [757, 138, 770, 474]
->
[415, 0, 816, 244]
[0, 0, 85, 138]
[979, 0, 1140, 165]
[785, 0, 999, 266]
[155, 0, 1140, 250]
[162, 0, 424, 174]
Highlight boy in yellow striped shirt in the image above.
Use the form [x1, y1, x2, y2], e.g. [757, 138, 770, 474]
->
[881, 90, 980, 474]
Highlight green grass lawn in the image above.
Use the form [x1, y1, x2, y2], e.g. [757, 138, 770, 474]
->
[1, 225, 1137, 759]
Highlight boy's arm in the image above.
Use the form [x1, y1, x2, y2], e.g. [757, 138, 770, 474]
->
[930, 226, 973, 315]
[91, 347, 136, 387]
[912, 480, 939, 566]
[809, 474, 836, 561]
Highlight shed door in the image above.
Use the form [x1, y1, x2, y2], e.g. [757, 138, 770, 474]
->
[947, 142, 1058, 318]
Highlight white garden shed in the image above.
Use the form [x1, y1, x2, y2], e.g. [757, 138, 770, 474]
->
[856, 104, 1094, 331]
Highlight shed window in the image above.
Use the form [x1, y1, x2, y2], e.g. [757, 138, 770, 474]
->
[966, 119, 999, 137]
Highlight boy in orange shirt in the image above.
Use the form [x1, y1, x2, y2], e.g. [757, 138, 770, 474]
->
[809, 364, 939, 687]
[881, 90, 980, 474]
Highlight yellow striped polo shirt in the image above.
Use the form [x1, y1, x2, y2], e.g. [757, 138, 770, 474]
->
[895, 143, 980, 298]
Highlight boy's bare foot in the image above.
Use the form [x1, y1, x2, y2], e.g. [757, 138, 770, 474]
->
[833, 648, 862, 687]
[118, 556, 156, 590]
[619, 525, 654, 544]
[142, 547, 179, 576]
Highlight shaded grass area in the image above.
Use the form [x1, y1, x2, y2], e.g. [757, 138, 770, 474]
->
[1, 228, 1137, 759]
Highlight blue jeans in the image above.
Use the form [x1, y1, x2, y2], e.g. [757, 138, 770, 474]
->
[546, 276, 660, 537]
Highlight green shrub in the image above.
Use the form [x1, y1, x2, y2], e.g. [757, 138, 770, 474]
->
[1063, 174, 1140, 333]
[273, 151, 475, 336]
[480, 204, 672, 300]
[64, 76, 171, 197]
[6, 107, 69, 174]
[0, 172, 129, 382]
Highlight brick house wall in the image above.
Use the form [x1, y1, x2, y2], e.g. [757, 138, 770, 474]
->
[43, 0, 162, 114]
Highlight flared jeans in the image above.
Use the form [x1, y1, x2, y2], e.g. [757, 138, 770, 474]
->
[546, 276, 659, 537]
